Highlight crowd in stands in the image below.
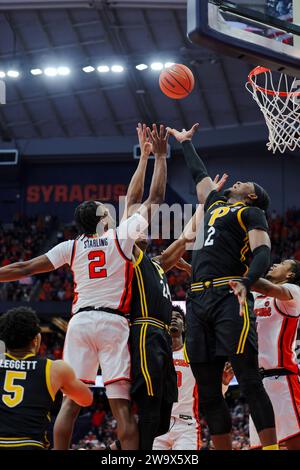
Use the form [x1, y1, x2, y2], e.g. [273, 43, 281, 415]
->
[0, 214, 56, 301]
[1, 208, 300, 303]
[36, 207, 300, 302]
[269, 208, 300, 262]
[71, 396, 250, 450]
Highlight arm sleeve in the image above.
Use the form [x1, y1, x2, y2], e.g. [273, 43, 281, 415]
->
[242, 245, 271, 291]
[116, 212, 148, 259]
[181, 140, 209, 185]
[242, 207, 269, 232]
[45, 240, 74, 269]
[276, 284, 300, 317]
[204, 190, 227, 212]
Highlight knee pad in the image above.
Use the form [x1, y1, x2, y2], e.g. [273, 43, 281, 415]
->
[199, 394, 232, 435]
[238, 379, 275, 433]
[238, 373, 264, 398]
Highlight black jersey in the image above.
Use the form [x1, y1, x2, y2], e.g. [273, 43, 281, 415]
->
[192, 190, 269, 282]
[0, 353, 55, 448]
[130, 250, 172, 325]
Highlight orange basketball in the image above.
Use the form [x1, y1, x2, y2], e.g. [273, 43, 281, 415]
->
[159, 64, 195, 99]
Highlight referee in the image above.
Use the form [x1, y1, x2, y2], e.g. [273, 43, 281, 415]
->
[167, 124, 278, 451]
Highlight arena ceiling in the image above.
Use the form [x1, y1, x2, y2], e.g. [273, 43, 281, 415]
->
[0, 0, 267, 156]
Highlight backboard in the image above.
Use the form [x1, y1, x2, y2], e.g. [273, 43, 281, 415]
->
[187, 0, 300, 78]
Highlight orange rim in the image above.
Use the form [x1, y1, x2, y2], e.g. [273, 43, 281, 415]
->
[248, 66, 300, 97]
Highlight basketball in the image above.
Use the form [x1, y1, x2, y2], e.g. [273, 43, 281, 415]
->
[159, 64, 195, 99]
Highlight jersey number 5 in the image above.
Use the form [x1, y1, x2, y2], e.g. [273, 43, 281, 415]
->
[2, 371, 27, 408]
[88, 251, 107, 279]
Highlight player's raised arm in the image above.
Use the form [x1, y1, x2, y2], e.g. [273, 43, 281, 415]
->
[166, 124, 216, 205]
[155, 204, 203, 273]
[0, 255, 55, 282]
[139, 124, 168, 221]
[123, 123, 152, 220]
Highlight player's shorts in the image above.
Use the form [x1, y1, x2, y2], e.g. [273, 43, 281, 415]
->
[186, 279, 258, 362]
[153, 416, 201, 450]
[130, 320, 178, 403]
[63, 310, 131, 398]
[250, 373, 300, 446]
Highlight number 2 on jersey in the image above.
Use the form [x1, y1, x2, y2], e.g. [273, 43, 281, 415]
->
[204, 226, 215, 246]
[88, 250, 107, 279]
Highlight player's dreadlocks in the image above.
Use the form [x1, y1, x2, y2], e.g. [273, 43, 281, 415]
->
[290, 260, 300, 287]
[0, 307, 41, 350]
[74, 201, 107, 235]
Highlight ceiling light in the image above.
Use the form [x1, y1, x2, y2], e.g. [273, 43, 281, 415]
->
[111, 65, 124, 73]
[0, 71, 5, 78]
[57, 66, 70, 76]
[44, 67, 57, 77]
[151, 62, 163, 71]
[97, 65, 110, 73]
[82, 66, 95, 73]
[165, 62, 175, 68]
[30, 68, 43, 76]
[136, 64, 148, 71]
[7, 70, 20, 78]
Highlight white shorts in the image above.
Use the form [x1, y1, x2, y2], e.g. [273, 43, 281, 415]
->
[153, 417, 201, 450]
[63, 310, 131, 399]
[250, 374, 300, 447]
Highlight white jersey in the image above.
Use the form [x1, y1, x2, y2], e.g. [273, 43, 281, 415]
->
[253, 283, 300, 373]
[46, 213, 148, 315]
[171, 347, 199, 422]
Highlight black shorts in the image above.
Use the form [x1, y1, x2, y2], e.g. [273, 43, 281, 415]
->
[130, 324, 178, 404]
[186, 285, 258, 363]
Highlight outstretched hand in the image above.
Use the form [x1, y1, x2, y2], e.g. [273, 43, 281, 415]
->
[229, 280, 247, 317]
[146, 124, 169, 157]
[136, 122, 152, 158]
[213, 173, 229, 192]
[166, 123, 199, 143]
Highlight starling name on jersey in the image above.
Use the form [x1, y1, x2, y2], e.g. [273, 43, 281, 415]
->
[84, 238, 108, 249]
[0, 359, 37, 370]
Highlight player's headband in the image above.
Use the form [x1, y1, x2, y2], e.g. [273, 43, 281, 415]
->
[252, 183, 270, 212]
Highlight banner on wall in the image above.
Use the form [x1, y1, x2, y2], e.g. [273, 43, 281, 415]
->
[26, 183, 127, 204]
[22, 160, 184, 221]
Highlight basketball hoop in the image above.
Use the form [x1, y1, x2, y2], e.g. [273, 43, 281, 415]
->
[246, 66, 300, 154]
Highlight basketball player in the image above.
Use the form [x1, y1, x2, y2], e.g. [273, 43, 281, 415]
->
[0, 307, 92, 450]
[230, 260, 300, 450]
[153, 305, 234, 451]
[166, 123, 278, 450]
[119, 124, 228, 450]
[0, 129, 166, 450]
[119, 123, 176, 450]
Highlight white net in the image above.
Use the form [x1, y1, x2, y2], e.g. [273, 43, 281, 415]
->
[246, 66, 300, 154]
